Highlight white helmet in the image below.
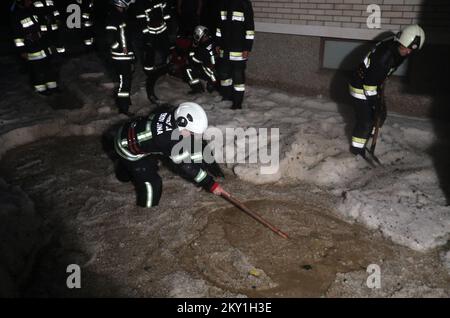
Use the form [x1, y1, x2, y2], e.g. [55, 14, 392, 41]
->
[193, 25, 209, 43]
[110, 0, 135, 8]
[174, 102, 208, 134]
[396, 24, 425, 50]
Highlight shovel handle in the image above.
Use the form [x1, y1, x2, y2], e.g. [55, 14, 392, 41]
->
[221, 193, 289, 240]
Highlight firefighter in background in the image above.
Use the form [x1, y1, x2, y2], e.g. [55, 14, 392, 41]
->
[202, 0, 218, 37]
[105, 0, 136, 115]
[77, 0, 95, 49]
[135, 0, 172, 104]
[348, 25, 425, 156]
[184, 25, 218, 94]
[114, 102, 228, 207]
[32, 0, 65, 55]
[176, 0, 202, 37]
[11, 0, 59, 95]
[167, 0, 178, 51]
[216, 0, 254, 110]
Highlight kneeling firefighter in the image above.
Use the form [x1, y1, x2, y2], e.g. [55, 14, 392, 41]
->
[185, 25, 218, 94]
[114, 102, 227, 207]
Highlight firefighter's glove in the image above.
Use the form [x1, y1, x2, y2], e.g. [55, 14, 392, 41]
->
[210, 182, 229, 197]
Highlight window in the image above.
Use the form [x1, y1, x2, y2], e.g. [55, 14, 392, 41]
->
[321, 38, 408, 76]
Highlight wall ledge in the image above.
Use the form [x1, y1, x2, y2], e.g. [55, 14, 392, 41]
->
[255, 22, 450, 44]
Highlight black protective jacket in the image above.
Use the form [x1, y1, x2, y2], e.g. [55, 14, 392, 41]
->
[105, 8, 135, 61]
[135, 0, 171, 36]
[216, 0, 254, 60]
[114, 110, 216, 191]
[32, 0, 61, 34]
[349, 38, 405, 103]
[188, 37, 217, 82]
[78, 0, 94, 28]
[11, 5, 48, 61]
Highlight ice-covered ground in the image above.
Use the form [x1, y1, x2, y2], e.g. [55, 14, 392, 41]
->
[0, 52, 449, 272]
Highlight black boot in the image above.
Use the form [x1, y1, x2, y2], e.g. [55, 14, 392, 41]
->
[220, 85, 233, 102]
[118, 102, 134, 117]
[146, 76, 159, 104]
[188, 82, 204, 95]
[350, 146, 366, 157]
[232, 90, 244, 110]
[37, 90, 52, 97]
[48, 87, 62, 95]
[206, 81, 217, 93]
[119, 109, 134, 117]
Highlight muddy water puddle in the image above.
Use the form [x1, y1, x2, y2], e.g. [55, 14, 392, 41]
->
[183, 200, 395, 297]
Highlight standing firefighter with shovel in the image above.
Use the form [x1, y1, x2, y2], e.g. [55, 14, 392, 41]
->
[348, 25, 425, 164]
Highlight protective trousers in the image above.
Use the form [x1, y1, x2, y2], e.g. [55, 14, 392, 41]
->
[143, 33, 170, 100]
[29, 56, 58, 93]
[114, 59, 133, 112]
[218, 58, 246, 108]
[351, 97, 387, 151]
[121, 156, 163, 208]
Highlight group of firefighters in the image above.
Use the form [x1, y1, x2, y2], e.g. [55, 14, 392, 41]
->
[12, 0, 72, 95]
[10, 0, 426, 208]
[11, 0, 255, 113]
[105, 0, 254, 114]
[11, 0, 95, 96]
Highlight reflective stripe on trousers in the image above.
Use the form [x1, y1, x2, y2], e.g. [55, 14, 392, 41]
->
[351, 136, 367, 149]
[145, 182, 153, 207]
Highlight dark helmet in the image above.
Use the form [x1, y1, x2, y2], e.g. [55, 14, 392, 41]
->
[193, 25, 209, 43]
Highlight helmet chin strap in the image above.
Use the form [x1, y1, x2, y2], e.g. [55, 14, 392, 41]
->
[176, 116, 188, 128]
[180, 129, 192, 137]
[409, 36, 420, 50]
